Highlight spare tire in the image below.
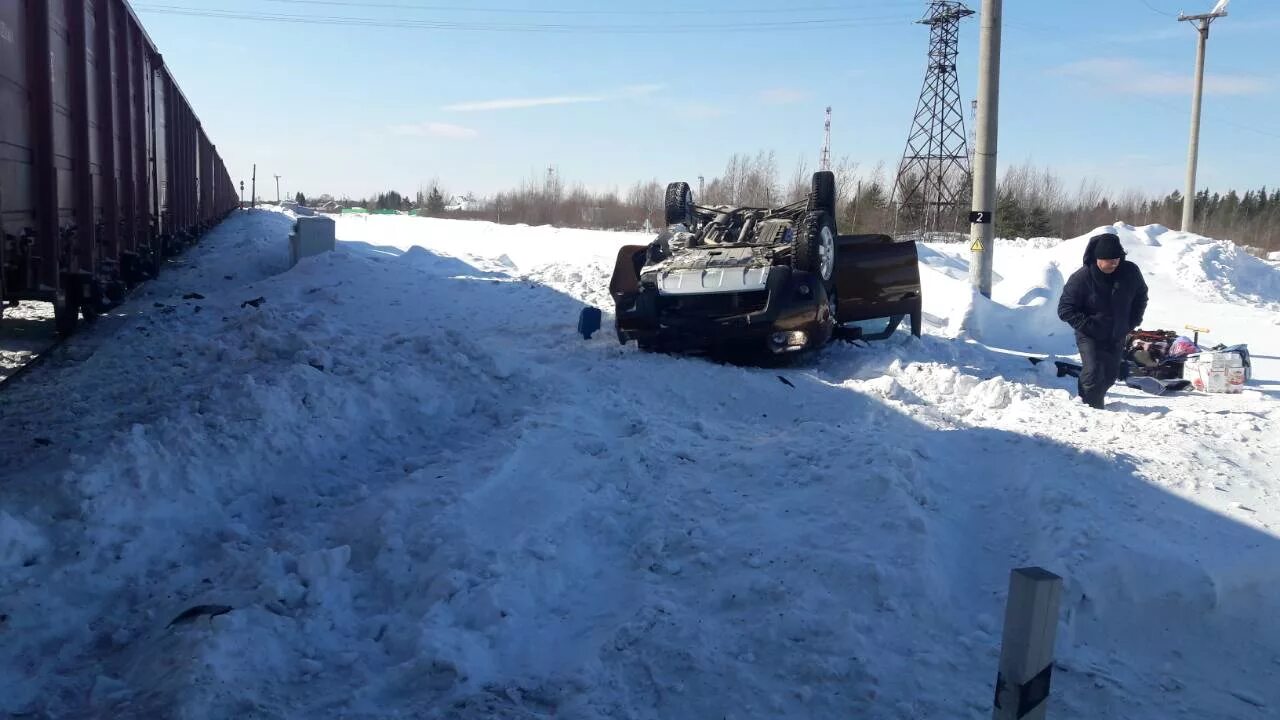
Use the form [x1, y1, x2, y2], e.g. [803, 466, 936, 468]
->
[793, 210, 837, 285]
[664, 181, 693, 226]
[811, 170, 836, 217]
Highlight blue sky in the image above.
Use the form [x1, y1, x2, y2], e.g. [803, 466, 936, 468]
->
[132, 0, 1280, 202]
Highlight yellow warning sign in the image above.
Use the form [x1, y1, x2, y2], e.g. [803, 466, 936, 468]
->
[970, 238, 985, 253]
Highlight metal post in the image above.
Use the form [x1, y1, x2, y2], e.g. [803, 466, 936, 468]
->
[969, 0, 1001, 298]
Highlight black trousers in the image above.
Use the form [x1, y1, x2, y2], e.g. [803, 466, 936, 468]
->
[1077, 334, 1124, 408]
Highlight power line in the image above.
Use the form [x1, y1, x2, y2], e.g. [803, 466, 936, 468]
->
[1001, 18, 1280, 143]
[258, 0, 924, 15]
[131, 4, 921, 33]
[1140, 94, 1280, 141]
[1137, 0, 1175, 18]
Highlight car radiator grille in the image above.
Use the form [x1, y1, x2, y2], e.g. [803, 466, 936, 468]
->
[660, 291, 768, 317]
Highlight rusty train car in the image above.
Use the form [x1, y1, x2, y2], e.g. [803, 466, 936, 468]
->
[0, 0, 236, 333]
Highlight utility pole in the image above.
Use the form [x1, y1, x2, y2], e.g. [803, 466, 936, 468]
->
[251, 164, 256, 209]
[274, 174, 282, 204]
[969, 0, 1001, 298]
[1178, 1, 1229, 233]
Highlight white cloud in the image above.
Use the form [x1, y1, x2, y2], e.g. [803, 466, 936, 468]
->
[389, 122, 479, 139]
[617, 83, 665, 97]
[443, 83, 664, 112]
[443, 95, 600, 112]
[1054, 58, 1268, 96]
[759, 87, 810, 105]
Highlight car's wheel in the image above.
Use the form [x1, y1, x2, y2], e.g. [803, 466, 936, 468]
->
[811, 170, 836, 217]
[664, 181, 693, 226]
[55, 280, 82, 336]
[794, 210, 837, 286]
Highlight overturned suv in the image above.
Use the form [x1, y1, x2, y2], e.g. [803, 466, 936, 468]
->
[608, 172, 923, 356]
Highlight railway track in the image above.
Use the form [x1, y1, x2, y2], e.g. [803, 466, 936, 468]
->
[0, 291, 145, 391]
[0, 303, 61, 387]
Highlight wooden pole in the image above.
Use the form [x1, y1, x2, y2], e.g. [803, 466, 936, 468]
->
[992, 567, 1063, 720]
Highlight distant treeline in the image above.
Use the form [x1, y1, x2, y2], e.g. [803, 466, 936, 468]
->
[316, 155, 1279, 252]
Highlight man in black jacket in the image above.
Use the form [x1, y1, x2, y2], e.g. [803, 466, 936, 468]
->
[1057, 232, 1149, 409]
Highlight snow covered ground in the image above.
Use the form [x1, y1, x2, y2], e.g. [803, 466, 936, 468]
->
[0, 301, 56, 381]
[1, 208, 1277, 719]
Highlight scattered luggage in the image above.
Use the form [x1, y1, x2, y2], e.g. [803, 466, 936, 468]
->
[1125, 330, 1186, 380]
[1124, 376, 1192, 396]
[1122, 326, 1251, 393]
[1029, 324, 1252, 397]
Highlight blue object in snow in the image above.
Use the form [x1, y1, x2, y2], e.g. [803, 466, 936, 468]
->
[578, 306, 602, 339]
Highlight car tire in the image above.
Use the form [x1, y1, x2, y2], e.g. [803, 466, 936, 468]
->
[55, 280, 82, 336]
[794, 210, 837, 286]
[811, 170, 836, 217]
[664, 181, 693, 226]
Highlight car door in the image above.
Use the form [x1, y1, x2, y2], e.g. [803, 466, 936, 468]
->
[831, 234, 923, 337]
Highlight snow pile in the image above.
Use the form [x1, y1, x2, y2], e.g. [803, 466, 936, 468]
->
[995, 235, 1067, 250]
[0, 209, 1277, 719]
[920, 221, 1280, 357]
[0, 510, 47, 569]
[1173, 237, 1280, 309]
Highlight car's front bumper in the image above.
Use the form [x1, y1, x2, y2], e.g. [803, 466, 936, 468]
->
[614, 266, 832, 353]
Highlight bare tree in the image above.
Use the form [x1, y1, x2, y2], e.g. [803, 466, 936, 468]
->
[786, 155, 810, 204]
[359, 153, 1278, 252]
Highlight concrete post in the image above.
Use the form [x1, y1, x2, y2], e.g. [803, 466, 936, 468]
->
[1182, 20, 1209, 233]
[992, 567, 1063, 720]
[969, 0, 1001, 298]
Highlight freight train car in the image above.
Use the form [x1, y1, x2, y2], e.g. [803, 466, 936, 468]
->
[0, 0, 236, 334]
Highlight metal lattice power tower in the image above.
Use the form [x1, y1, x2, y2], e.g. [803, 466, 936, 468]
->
[820, 106, 832, 171]
[893, 1, 974, 236]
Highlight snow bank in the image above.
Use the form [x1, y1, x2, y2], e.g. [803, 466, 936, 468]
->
[921, 222, 1280, 362]
[0, 511, 47, 569]
[0, 209, 1277, 719]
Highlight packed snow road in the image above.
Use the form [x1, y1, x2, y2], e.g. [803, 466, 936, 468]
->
[1, 208, 1277, 719]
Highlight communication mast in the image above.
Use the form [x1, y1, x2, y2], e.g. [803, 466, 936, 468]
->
[820, 106, 832, 172]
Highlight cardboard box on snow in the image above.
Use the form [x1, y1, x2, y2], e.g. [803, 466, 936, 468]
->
[1184, 351, 1246, 393]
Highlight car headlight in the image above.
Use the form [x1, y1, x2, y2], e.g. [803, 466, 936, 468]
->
[770, 331, 808, 353]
